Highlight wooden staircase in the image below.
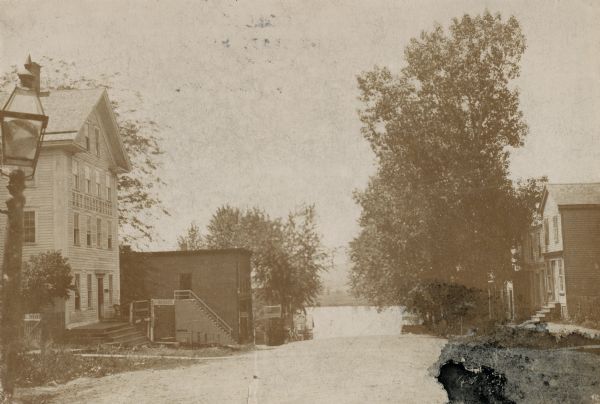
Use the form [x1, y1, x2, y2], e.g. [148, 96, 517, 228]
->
[67, 321, 149, 346]
[174, 290, 236, 345]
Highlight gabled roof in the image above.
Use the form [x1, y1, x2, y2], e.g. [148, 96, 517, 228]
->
[539, 183, 600, 215]
[0, 87, 130, 172]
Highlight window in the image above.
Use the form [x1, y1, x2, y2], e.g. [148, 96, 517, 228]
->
[108, 274, 113, 305]
[538, 232, 542, 257]
[529, 234, 534, 260]
[106, 173, 112, 202]
[544, 218, 549, 246]
[74, 274, 81, 311]
[179, 273, 192, 290]
[107, 220, 113, 249]
[73, 213, 80, 245]
[553, 216, 559, 243]
[96, 218, 102, 248]
[87, 274, 93, 308]
[85, 166, 91, 193]
[23, 211, 35, 243]
[85, 124, 90, 151]
[72, 160, 80, 190]
[95, 127, 100, 157]
[95, 171, 101, 196]
[557, 259, 565, 293]
[86, 215, 92, 247]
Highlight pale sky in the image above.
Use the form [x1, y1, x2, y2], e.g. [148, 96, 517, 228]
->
[1, 0, 599, 287]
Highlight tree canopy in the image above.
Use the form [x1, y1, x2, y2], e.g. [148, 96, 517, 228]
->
[350, 12, 545, 324]
[177, 205, 328, 313]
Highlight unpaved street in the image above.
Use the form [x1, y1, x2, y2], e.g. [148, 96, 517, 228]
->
[39, 335, 448, 403]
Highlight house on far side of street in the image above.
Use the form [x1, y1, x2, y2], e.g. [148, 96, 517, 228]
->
[517, 183, 600, 325]
[120, 249, 253, 345]
[0, 58, 131, 330]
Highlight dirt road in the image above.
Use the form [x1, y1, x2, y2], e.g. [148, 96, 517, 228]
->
[39, 335, 448, 403]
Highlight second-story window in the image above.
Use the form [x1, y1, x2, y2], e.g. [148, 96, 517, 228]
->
[72, 160, 80, 190]
[86, 215, 92, 247]
[95, 127, 100, 157]
[95, 171, 101, 196]
[553, 216, 559, 243]
[23, 211, 35, 243]
[107, 220, 113, 249]
[96, 218, 102, 248]
[73, 213, 80, 245]
[106, 173, 112, 202]
[85, 166, 91, 194]
[544, 218, 549, 246]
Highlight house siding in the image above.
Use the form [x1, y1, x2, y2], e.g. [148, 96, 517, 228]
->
[0, 150, 58, 258]
[65, 111, 120, 327]
[0, 106, 123, 329]
[560, 207, 600, 317]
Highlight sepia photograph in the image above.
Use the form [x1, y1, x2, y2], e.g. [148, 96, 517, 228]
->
[0, 0, 599, 402]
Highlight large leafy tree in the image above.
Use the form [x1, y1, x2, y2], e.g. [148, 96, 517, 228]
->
[350, 13, 543, 323]
[178, 205, 328, 313]
[0, 57, 168, 246]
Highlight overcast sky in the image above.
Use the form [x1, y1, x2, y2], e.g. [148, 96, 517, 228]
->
[1, 0, 599, 286]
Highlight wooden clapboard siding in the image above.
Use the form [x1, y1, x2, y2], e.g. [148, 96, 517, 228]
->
[0, 105, 123, 329]
[561, 207, 600, 301]
[0, 150, 58, 257]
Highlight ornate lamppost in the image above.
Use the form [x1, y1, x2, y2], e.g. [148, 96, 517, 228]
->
[0, 56, 48, 398]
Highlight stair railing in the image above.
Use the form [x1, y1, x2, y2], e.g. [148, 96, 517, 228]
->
[174, 290, 233, 335]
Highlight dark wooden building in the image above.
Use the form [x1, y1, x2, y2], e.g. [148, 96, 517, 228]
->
[516, 183, 600, 324]
[121, 248, 253, 344]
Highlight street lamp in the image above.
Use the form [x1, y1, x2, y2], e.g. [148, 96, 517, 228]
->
[0, 56, 48, 398]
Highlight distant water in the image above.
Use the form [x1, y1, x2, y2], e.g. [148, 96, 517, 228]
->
[306, 306, 404, 339]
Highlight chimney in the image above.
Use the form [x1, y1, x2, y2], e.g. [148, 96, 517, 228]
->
[19, 55, 41, 93]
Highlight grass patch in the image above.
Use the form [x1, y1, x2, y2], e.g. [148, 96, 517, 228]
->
[16, 348, 193, 388]
[456, 325, 599, 350]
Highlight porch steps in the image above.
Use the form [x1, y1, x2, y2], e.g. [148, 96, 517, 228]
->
[520, 303, 560, 327]
[67, 322, 149, 346]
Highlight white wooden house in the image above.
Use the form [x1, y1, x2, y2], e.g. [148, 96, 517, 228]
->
[0, 70, 130, 328]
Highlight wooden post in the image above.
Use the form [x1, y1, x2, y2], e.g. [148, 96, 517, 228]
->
[1, 170, 26, 398]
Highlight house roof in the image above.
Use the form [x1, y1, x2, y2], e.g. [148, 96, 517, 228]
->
[0, 87, 131, 172]
[540, 183, 600, 214]
[1, 87, 103, 138]
[130, 248, 253, 257]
